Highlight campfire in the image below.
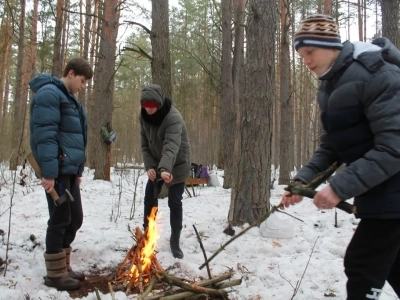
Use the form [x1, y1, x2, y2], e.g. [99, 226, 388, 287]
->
[116, 207, 163, 293]
[115, 207, 241, 299]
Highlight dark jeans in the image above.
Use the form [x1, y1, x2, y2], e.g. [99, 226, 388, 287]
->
[45, 174, 83, 254]
[344, 218, 400, 299]
[143, 179, 184, 232]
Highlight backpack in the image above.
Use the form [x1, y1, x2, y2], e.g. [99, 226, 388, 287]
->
[199, 166, 210, 178]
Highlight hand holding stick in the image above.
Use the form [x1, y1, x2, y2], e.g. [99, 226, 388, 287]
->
[284, 162, 356, 214]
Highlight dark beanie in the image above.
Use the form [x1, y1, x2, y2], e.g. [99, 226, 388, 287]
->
[140, 84, 165, 107]
[294, 14, 343, 51]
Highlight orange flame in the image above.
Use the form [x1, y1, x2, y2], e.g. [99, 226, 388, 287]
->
[128, 206, 159, 283]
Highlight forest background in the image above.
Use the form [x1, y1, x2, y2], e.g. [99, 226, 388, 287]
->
[0, 0, 398, 226]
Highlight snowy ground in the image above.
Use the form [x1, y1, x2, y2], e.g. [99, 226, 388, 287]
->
[0, 165, 398, 300]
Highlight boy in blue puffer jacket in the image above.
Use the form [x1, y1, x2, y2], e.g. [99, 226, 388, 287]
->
[29, 58, 93, 291]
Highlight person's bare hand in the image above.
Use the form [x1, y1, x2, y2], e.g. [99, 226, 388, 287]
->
[161, 171, 173, 183]
[313, 185, 340, 209]
[147, 169, 156, 181]
[41, 178, 55, 193]
[78, 177, 82, 185]
[280, 190, 303, 209]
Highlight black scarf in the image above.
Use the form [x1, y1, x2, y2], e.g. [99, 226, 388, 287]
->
[141, 97, 172, 126]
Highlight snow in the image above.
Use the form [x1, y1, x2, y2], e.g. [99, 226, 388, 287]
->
[0, 165, 398, 300]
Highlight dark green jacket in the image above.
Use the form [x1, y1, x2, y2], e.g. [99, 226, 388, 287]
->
[140, 85, 191, 185]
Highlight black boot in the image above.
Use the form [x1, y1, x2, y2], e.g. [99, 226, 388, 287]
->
[170, 230, 184, 259]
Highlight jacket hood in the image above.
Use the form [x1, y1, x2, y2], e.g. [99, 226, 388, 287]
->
[371, 37, 400, 68]
[140, 84, 165, 108]
[320, 38, 400, 80]
[352, 37, 400, 70]
[29, 73, 67, 93]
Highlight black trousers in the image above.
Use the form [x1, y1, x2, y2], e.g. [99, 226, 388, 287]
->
[143, 179, 184, 232]
[45, 174, 83, 254]
[344, 218, 400, 299]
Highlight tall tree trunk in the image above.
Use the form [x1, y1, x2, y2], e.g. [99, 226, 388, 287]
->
[52, 0, 64, 77]
[0, 9, 12, 152]
[220, 0, 235, 188]
[78, 0, 92, 107]
[381, 0, 400, 48]
[151, 0, 172, 98]
[87, 0, 100, 168]
[230, 0, 276, 225]
[278, 0, 292, 185]
[324, 0, 331, 15]
[357, 0, 363, 41]
[227, 0, 245, 225]
[92, 0, 119, 180]
[10, 0, 27, 170]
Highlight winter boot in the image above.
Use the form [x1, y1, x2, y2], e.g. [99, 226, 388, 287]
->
[170, 230, 184, 259]
[64, 247, 85, 281]
[44, 251, 81, 290]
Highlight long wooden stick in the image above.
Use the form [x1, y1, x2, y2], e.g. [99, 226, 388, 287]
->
[199, 206, 279, 270]
[193, 225, 212, 279]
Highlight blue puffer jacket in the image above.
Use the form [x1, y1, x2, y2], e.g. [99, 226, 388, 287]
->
[294, 38, 400, 219]
[29, 73, 87, 178]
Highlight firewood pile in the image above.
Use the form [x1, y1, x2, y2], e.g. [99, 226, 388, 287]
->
[114, 215, 241, 299]
[115, 226, 164, 294]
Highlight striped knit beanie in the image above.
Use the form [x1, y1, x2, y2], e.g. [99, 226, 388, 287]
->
[294, 14, 343, 51]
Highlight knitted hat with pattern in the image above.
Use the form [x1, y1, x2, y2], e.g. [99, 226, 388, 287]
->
[294, 14, 343, 51]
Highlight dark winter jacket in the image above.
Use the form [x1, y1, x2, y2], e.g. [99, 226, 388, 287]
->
[29, 73, 87, 178]
[294, 38, 400, 219]
[140, 85, 191, 185]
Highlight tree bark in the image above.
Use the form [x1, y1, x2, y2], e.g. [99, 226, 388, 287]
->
[10, 0, 27, 170]
[230, 0, 276, 225]
[381, 0, 400, 48]
[52, 0, 64, 77]
[91, 0, 120, 180]
[278, 0, 292, 185]
[220, 0, 235, 188]
[151, 0, 172, 98]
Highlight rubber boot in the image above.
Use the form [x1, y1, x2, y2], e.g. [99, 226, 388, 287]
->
[170, 230, 184, 259]
[64, 247, 85, 281]
[44, 251, 81, 290]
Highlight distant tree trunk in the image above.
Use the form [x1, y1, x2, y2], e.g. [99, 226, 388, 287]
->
[52, 0, 64, 77]
[10, 0, 27, 170]
[151, 0, 172, 98]
[30, 0, 39, 78]
[78, 0, 91, 107]
[220, 0, 235, 188]
[150, 0, 173, 198]
[0, 9, 12, 155]
[324, 0, 331, 15]
[61, 0, 70, 65]
[381, 0, 400, 48]
[87, 0, 100, 168]
[230, 0, 276, 225]
[91, 0, 119, 180]
[278, 0, 292, 185]
[357, 0, 363, 41]
[227, 0, 245, 225]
